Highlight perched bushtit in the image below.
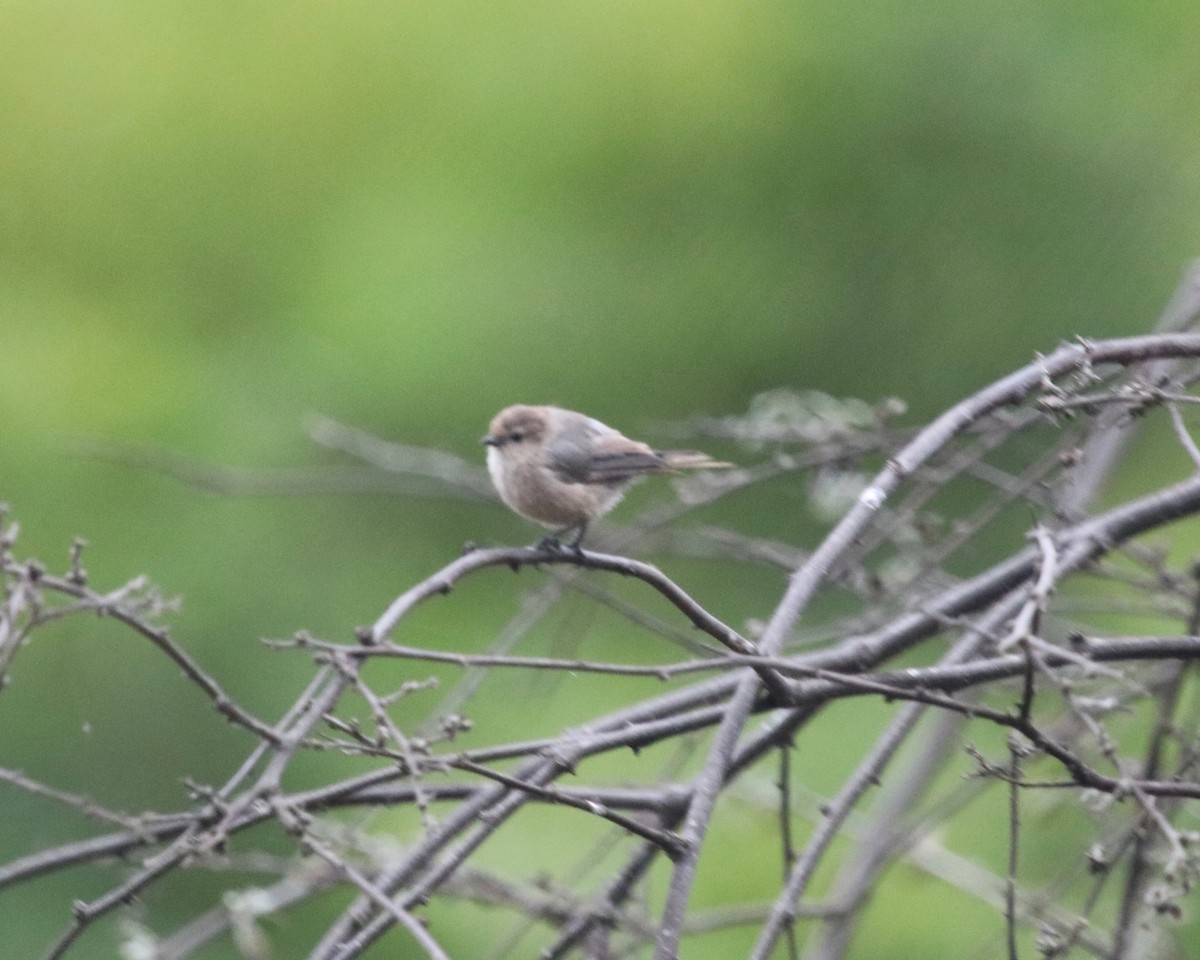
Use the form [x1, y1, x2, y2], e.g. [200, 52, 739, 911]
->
[482, 404, 731, 548]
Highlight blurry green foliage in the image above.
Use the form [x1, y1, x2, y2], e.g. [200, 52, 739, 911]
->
[2, 0, 1199, 956]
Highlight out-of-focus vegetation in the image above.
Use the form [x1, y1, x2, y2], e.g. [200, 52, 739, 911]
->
[2, 1, 1199, 957]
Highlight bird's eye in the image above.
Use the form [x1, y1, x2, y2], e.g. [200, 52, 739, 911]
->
[509, 431, 524, 443]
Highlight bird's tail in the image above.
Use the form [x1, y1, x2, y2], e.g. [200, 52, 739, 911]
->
[659, 450, 733, 470]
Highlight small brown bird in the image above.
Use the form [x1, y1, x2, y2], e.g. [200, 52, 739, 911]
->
[482, 404, 731, 549]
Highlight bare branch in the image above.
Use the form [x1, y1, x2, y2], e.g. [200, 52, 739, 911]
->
[11, 305, 1200, 960]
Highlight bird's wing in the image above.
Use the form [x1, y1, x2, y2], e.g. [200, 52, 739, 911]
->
[547, 420, 667, 484]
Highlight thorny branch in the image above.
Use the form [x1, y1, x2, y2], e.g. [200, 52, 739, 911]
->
[5, 264, 1200, 958]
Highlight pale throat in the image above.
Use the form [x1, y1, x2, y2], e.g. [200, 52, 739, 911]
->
[486, 446, 509, 500]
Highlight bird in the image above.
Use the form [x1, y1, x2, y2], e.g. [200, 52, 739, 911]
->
[482, 404, 731, 549]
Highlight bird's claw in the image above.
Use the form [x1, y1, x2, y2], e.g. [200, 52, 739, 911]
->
[535, 533, 585, 557]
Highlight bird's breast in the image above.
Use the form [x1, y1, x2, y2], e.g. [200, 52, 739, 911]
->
[488, 449, 621, 528]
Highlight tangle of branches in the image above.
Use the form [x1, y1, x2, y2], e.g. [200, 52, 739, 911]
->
[5, 264, 1200, 959]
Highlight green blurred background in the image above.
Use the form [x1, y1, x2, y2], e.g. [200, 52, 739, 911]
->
[2, 1, 1199, 956]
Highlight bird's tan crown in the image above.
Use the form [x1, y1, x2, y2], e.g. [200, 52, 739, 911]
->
[487, 405, 550, 447]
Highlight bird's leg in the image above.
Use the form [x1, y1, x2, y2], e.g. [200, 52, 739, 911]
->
[535, 523, 586, 555]
[565, 523, 587, 555]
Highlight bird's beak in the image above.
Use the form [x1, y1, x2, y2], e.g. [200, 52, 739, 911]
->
[481, 435, 499, 446]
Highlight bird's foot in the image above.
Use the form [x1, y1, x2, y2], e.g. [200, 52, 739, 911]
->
[536, 527, 586, 557]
